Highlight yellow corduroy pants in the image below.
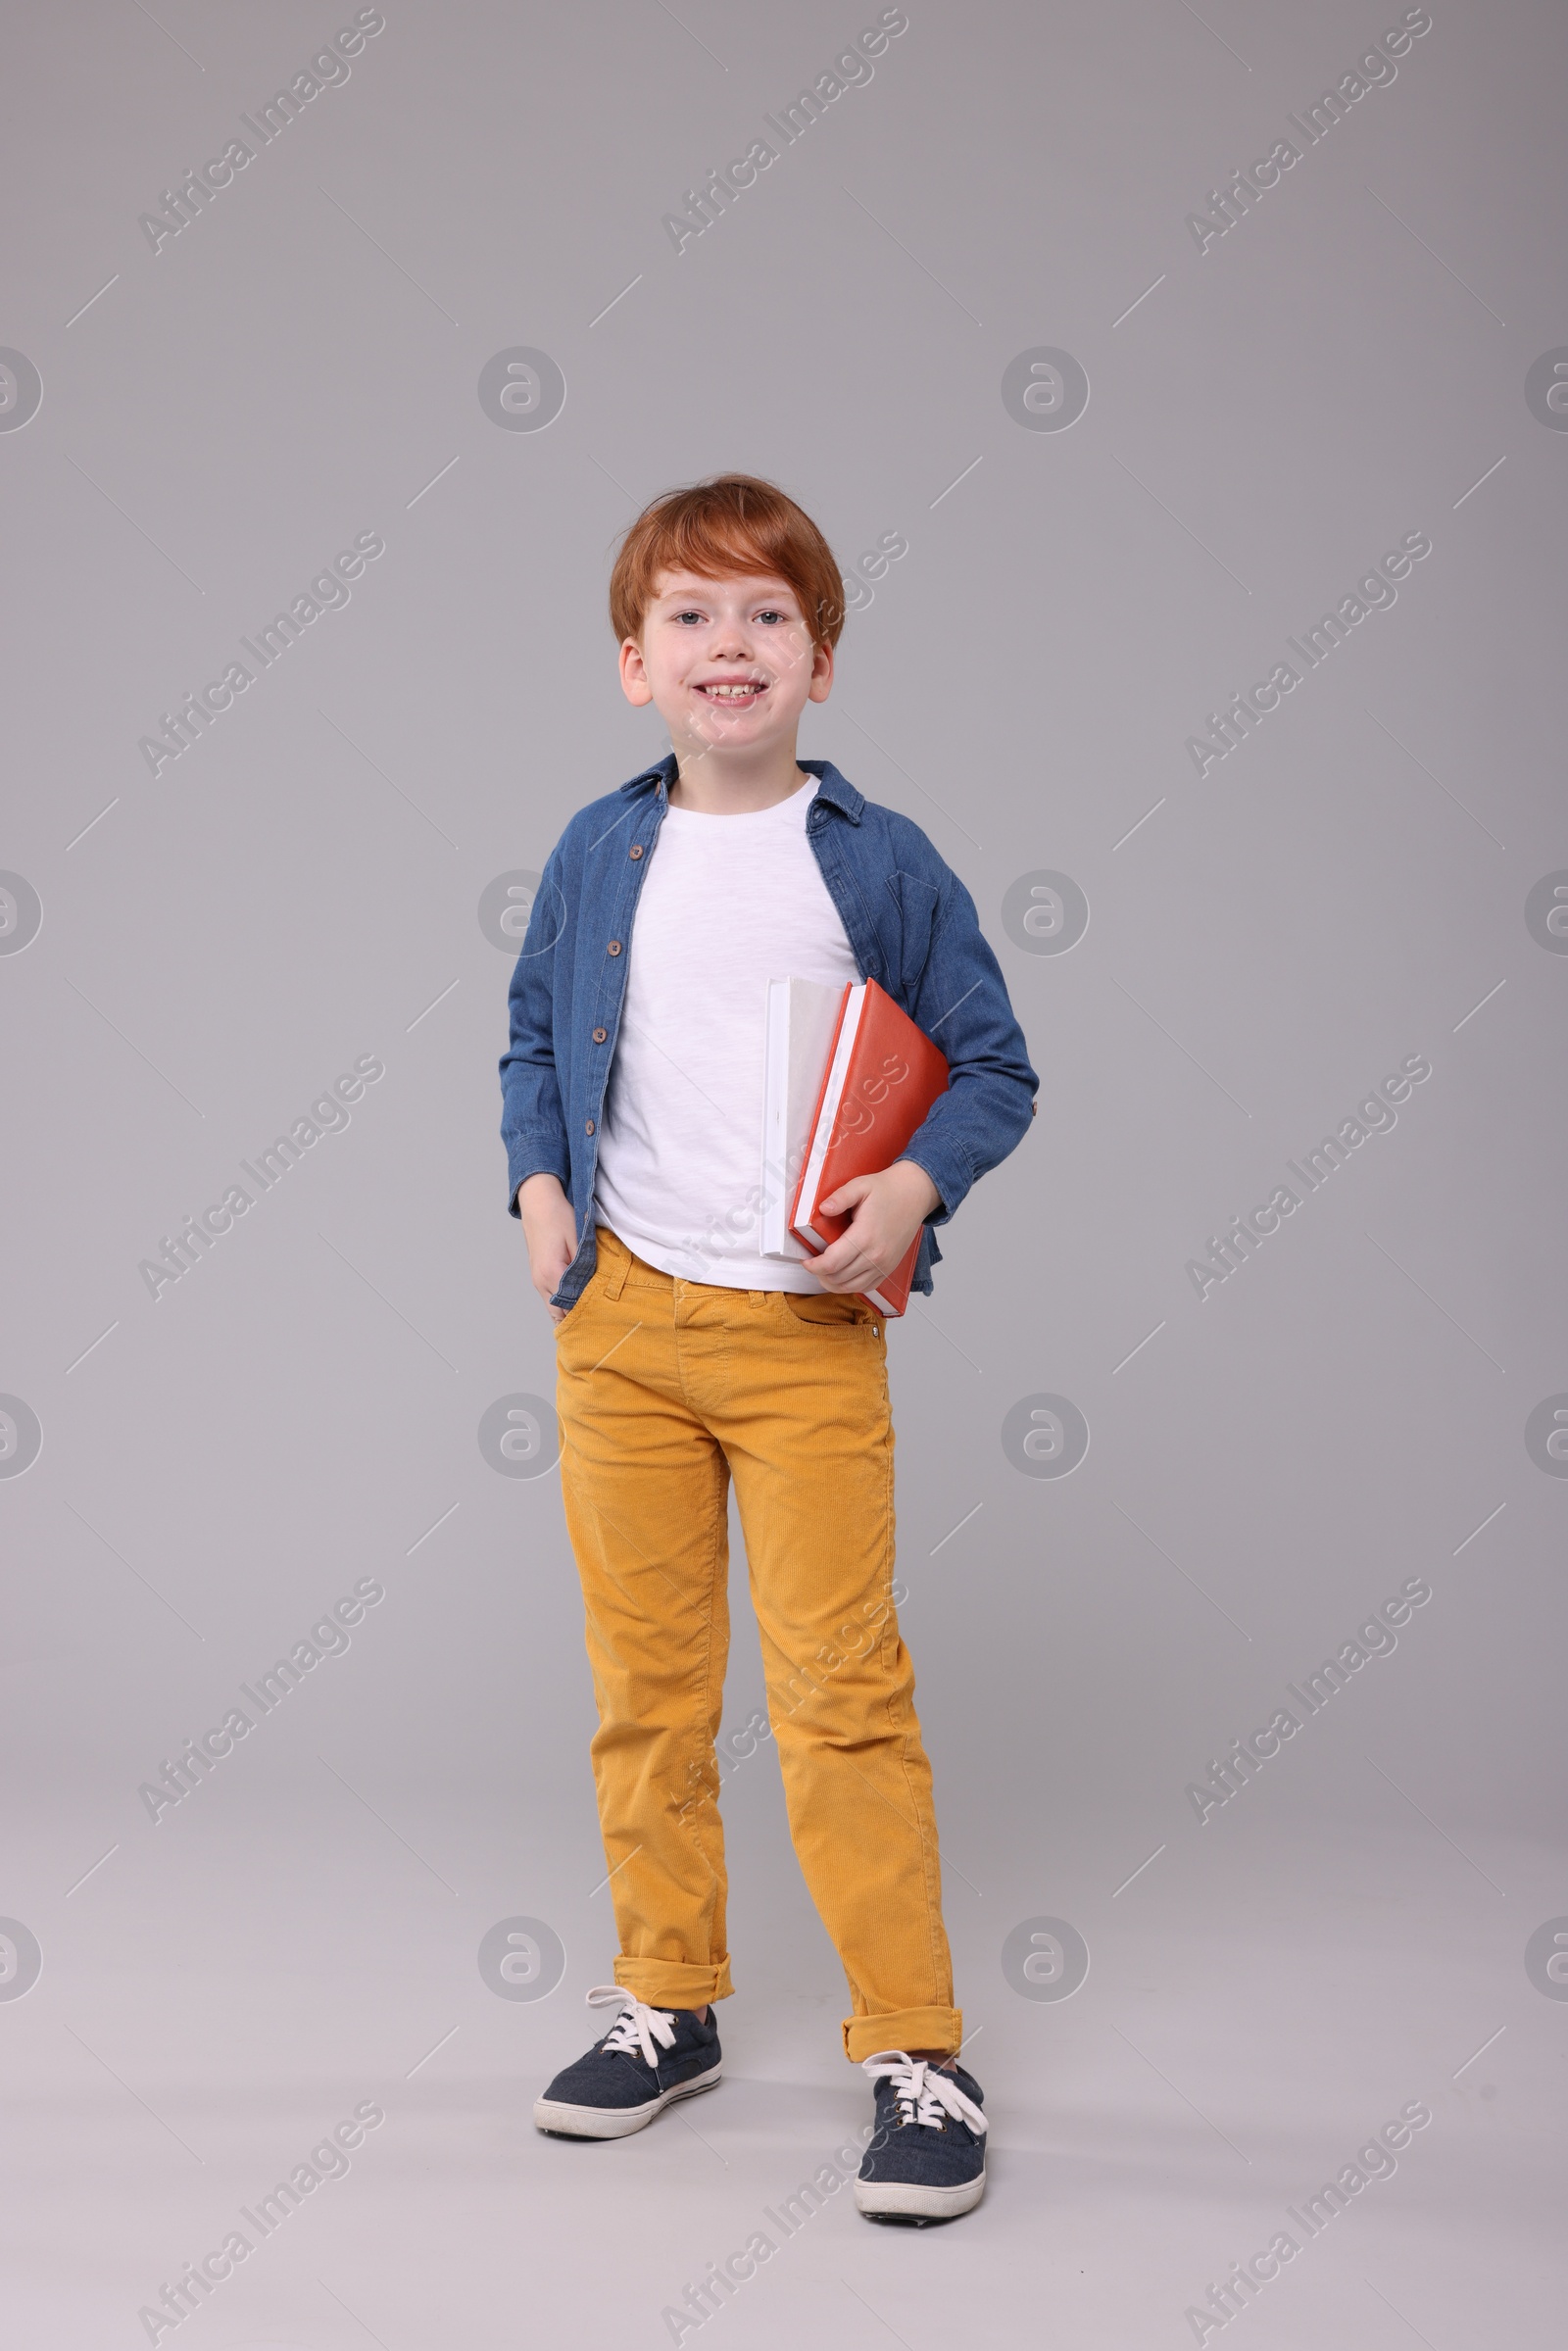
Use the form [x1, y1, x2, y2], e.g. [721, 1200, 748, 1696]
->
[553, 1223, 960, 2063]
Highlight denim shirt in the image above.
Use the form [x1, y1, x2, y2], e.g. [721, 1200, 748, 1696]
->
[500, 756, 1039, 1309]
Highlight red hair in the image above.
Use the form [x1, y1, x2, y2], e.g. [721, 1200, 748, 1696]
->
[609, 473, 847, 651]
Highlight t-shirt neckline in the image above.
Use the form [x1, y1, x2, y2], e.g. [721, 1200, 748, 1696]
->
[663, 773, 818, 822]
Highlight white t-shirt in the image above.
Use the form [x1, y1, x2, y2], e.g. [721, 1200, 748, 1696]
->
[592, 775, 861, 1291]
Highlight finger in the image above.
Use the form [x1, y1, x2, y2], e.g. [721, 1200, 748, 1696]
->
[819, 1233, 883, 1276]
[810, 1244, 858, 1282]
[807, 1244, 851, 1284]
[816, 1257, 876, 1294]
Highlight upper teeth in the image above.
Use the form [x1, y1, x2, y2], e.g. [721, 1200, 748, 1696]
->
[706, 683, 760, 696]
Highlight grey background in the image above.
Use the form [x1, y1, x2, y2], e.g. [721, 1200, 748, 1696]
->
[3, 0, 1563, 2342]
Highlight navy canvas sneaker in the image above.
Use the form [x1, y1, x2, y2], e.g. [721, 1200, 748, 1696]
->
[534, 1985, 723, 2139]
[855, 2049, 988, 2221]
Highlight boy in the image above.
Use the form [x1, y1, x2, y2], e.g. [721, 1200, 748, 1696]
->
[500, 474, 1036, 2221]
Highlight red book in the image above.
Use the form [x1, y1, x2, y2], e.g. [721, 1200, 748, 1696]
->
[787, 977, 950, 1318]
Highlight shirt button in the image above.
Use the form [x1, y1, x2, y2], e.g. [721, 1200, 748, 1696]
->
[592, 1026, 607, 1043]
[608, 940, 621, 955]
[585, 1118, 596, 1135]
[629, 844, 643, 859]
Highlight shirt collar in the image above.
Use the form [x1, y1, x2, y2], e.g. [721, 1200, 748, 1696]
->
[617, 754, 864, 823]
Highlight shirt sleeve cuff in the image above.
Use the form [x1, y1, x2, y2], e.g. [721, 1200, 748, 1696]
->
[899, 1133, 972, 1227]
[506, 1135, 571, 1217]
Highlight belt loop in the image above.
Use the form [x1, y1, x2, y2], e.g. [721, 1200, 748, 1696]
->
[595, 1225, 631, 1300]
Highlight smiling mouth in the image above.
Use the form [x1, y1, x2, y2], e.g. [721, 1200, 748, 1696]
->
[696, 680, 768, 703]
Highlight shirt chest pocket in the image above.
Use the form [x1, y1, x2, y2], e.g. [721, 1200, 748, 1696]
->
[887, 871, 940, 1002]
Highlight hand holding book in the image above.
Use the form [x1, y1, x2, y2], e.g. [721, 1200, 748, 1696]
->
[764, 974, 951, 1317]
[809, 1159, 942, 1298]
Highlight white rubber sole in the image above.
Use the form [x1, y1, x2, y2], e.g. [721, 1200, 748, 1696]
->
[533, 2061, 723, 2139]
[854, 2168, 986, 2220]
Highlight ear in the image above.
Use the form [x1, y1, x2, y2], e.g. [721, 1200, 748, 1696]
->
[619, 636, 654, 707]
[808, 639, 835, 704]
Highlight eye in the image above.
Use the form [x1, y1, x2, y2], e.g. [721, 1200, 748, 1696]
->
[755, 609, 787, 625]
[674, 610, 705, 625]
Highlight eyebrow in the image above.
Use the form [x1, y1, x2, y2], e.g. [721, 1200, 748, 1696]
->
[654, 586, 801, 606]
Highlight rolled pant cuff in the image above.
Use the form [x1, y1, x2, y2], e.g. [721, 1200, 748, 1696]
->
[842, 2005, 963, 2064]
[614, 1957, 733, 2009]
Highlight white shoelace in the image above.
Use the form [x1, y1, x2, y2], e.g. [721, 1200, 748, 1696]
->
[585, 1984, 681, 2070]
[861, 2048, 987, 2135]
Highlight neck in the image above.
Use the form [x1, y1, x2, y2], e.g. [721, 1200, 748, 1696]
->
[667, 739, 808, 813]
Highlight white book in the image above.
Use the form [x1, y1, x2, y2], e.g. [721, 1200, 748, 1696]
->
[760, 977, 853, 1257]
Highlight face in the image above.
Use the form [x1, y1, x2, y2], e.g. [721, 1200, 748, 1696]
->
[620, 569, 833, 759]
